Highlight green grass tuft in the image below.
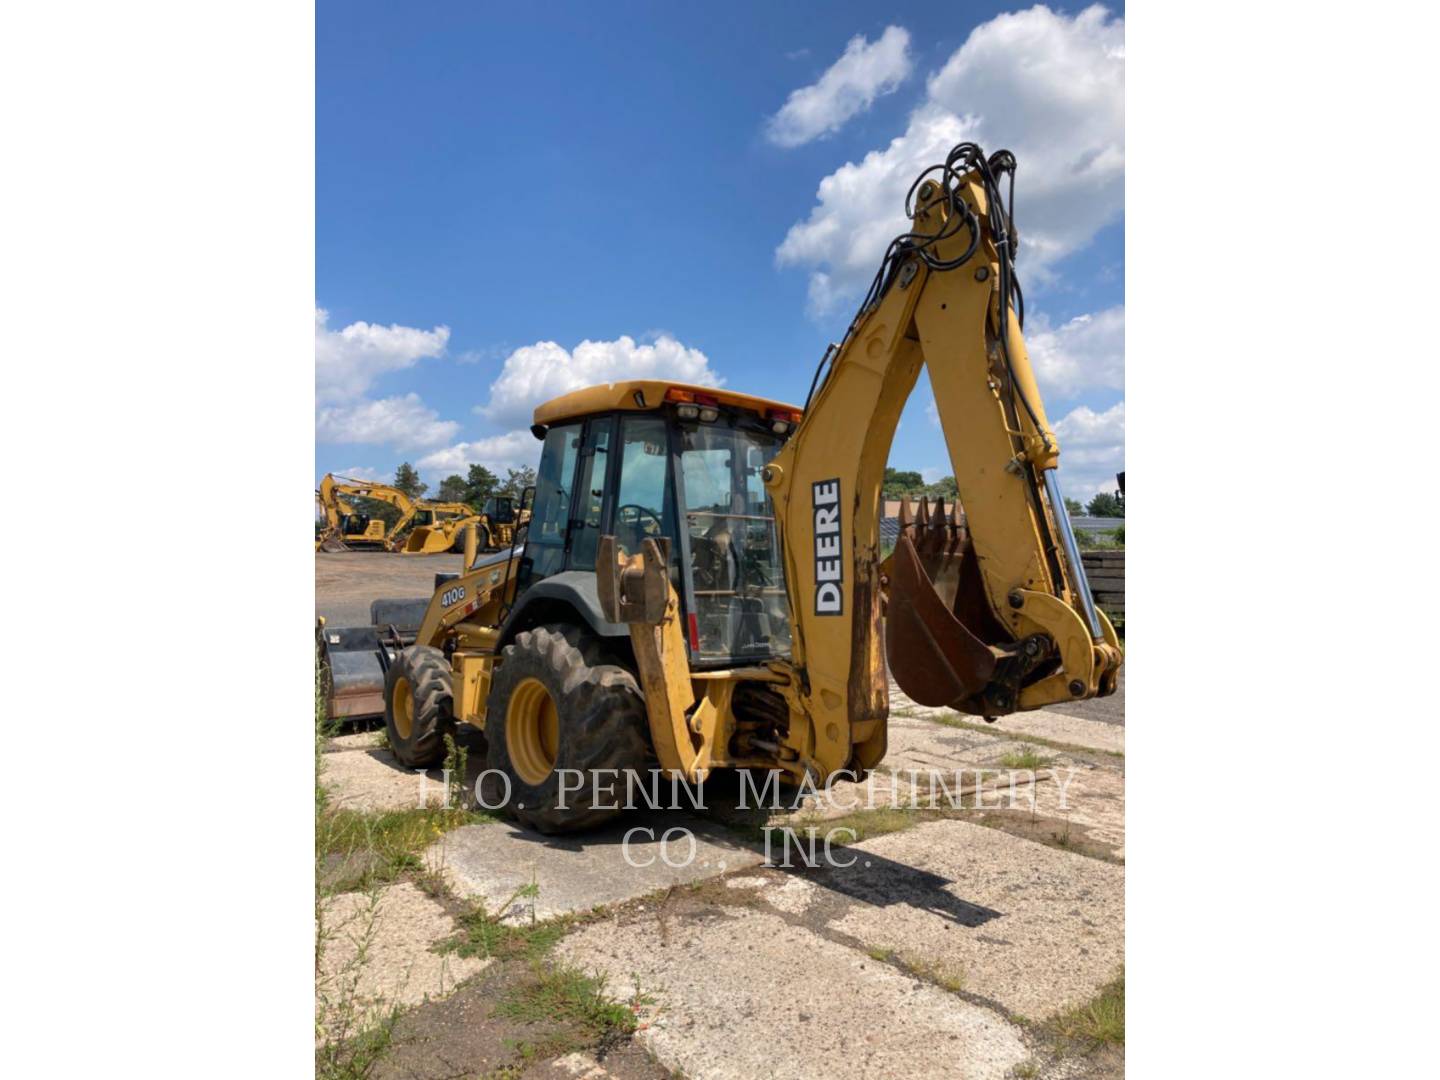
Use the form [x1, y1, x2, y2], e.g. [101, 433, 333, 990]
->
[495, 964, 642, 1050]
[317, 806, 489, 895]
[998, 746, 1053, 770]
[1049, 972, 1124, 1046]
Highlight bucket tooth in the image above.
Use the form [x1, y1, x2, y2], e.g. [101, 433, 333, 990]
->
[921, 497, 949, 556]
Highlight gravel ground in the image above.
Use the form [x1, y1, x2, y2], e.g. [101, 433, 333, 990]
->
[316, 550, 465, 625]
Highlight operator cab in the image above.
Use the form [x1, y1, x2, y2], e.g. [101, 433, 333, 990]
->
[515, 381, 802, 668]
[482, 495, 517, 525]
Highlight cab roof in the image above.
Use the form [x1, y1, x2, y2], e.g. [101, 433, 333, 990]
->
[532, 380, 803, 427]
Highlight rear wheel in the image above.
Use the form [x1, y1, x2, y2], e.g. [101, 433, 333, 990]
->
[384, 646, 454, 768]
[485, 626, 648, 833]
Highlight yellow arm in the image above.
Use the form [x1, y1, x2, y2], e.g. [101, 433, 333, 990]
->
[764, 143, 1121, 779]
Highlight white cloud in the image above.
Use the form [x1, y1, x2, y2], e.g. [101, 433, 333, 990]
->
[417, 430, 537, 477]
[777, 5, 1124, 311]
[315, 393, 459, 450]
[1028, 305, 1124, 399]
[1052, 399, 1124, 503]
[478, 334, 722, 428]
[315, 307, 450, 402]
[766, 26, 913, 148]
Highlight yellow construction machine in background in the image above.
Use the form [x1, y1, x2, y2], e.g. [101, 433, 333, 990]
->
[400, 495, 530, 555]
[316, 475, 474, 553]
[318, 142, 1121, 833]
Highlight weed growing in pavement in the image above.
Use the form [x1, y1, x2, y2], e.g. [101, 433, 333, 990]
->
[898, 955, 965, 993]
[443, 732, 468, 809]
[1048, 971, 1124, 1047]
[315, 662, 489, 1075]
[315, 887, 408, 1080]
[998, 746, 1053, 771]
[438, 880, 568, 962]
[496, 963, 644, 1053]
[317, 806, 488, 895]
[316, 661, 410, 1079]
[864, 944, 964, 993]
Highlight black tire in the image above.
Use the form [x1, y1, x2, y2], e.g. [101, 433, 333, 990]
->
[485, 625, 648, 834]
[384, 645, 454, 768]
[447, 522, 491, 554]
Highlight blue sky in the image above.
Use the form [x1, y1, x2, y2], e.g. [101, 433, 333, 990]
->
[317, 1, 1124, 502]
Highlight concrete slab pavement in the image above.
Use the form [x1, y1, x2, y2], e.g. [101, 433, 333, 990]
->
[317, 881, 489, 1038]
[558, 907, 1030, 1080]
[825, 819, 1124, 1018]
[434, 812, 766, 920]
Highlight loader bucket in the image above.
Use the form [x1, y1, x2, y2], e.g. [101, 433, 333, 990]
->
[316, 598, 431, 722]
[884, 496, 1010, 710]
[402, 525, 452, 554]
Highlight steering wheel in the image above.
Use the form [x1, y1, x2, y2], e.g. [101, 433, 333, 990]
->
[616, 504, 665, 541]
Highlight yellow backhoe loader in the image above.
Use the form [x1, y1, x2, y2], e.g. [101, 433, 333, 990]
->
[400, 495, 530, 555]
[318, 143, 1121, 832]
[316, 475, 474, 553]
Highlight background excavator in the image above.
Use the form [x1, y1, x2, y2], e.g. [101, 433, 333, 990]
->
[318, 143, 1121, 831]
[316, 474, 474, 553]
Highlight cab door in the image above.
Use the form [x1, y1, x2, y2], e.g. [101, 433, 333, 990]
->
[515, 422, 582, 589]
[566, 416, 616, 572]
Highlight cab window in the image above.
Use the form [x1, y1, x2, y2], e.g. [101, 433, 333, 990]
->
[613, 414, 680, 585]
[677, 417, 791, 662]
[523, 422, 581, 584]
[567, 419, 614, 572]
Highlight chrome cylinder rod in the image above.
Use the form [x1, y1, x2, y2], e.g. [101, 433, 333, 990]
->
[1042, 468, 1105, 641]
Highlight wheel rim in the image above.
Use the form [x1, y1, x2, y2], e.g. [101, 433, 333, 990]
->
[392, 675, 414, 739]
[506, 677, 559, 784]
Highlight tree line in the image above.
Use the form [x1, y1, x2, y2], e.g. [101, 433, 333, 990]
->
[388, 462, 538, 508]
[344, 462, 539, 529]
[883, 467, 1124, 518]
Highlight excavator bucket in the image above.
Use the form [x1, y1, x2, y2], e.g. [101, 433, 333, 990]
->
[884, 496, 1017, 712]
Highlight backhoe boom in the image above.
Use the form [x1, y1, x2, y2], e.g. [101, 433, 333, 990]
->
[761, 143, 1121, 780]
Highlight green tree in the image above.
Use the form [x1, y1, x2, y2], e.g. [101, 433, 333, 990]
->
[1086, 491, 1123, 518]
[393, 462, 427, 500]
[927, 475, 958, 500]
[1064, 497, 1084, 515]
[882, 467, 925, 498]
[499, 465, 537, 500]
[436, 474, 468, 504]
[464, 463, 500, 508]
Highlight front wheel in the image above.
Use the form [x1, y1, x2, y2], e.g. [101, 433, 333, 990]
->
[383, 645, 454, 768]
[485, 626, 648, 833]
